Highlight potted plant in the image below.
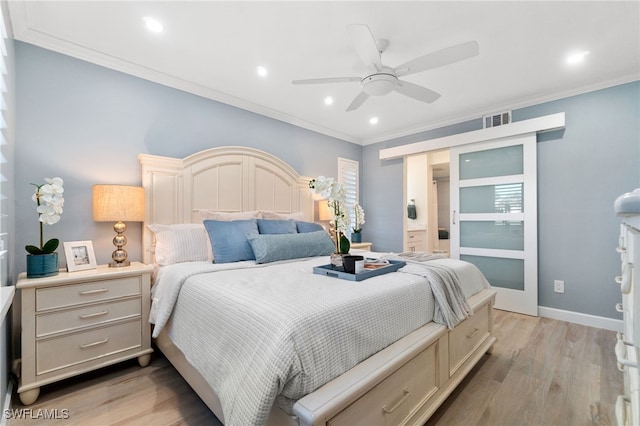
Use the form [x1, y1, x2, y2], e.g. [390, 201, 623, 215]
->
[351, 203, 365, 243]
[25, 177, 64, 278]
[309, 176, 350, 264]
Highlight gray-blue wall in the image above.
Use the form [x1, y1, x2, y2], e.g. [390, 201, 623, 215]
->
[14, 40, 640, 322]
[15, 41, 361, 274]
[363, 81, 640, 320]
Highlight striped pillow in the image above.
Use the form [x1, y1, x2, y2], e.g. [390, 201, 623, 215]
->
[148, 223, 213, 265]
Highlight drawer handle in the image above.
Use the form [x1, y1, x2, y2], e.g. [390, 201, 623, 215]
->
[615, 335, 639, 370]
[382, 387, 410, 414]
[80, 338, 109, 349]
[615, 303, 624, 313]
[80, 288, 109, 296]
[616, 266, 632, 294]
[467, 328, 480, 339]
[79, 310, 109, 319]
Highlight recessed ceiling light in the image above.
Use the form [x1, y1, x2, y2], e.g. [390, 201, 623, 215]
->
[324, 96, 334, 105]
[143, 17, 164, 33]
[566, 50, 590, 65]
[369, 116, 379, 125]
[256, 66, 268, 77]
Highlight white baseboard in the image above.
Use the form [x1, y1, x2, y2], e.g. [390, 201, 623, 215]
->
[538, 306, 623, 332]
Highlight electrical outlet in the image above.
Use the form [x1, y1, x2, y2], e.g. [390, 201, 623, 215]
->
[554, 280, 565, 293]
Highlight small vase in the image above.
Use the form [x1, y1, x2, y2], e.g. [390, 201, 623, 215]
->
[330, 252, 344, 268]
[351, 232, 362, 243]
[26, 253, 59, 278]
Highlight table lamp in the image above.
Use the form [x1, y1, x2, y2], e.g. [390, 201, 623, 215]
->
[92, 185, 144, 267]
[318, 200, 332, 222]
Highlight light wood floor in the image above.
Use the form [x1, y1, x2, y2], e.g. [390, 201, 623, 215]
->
[8, 310, 622, 426]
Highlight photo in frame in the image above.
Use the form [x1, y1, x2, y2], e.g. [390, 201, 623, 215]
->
[63, 240, 98, 272]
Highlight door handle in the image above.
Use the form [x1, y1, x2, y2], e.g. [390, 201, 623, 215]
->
[452, 210, 457, 225]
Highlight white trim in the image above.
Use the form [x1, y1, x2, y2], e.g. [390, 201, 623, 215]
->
[17, 1, 631, 148]
[364, 75, 636, 146]
[0, 380, 12, 426]
[380, 113, 564, 160]
[0, 285, 13, 326]
[537, 306, 624, 333]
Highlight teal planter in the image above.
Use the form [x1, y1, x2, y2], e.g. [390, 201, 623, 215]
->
[351, 232, 362, 243]
[26, 253, 59, 278]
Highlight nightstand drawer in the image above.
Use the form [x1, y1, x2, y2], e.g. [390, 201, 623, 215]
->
[36, 319, 142, 375]
[36, 277, 141, 311]
[36, 297, 141, 337]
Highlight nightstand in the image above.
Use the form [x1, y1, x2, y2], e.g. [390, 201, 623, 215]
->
[16, 262, 153, 405]
[350, 242, 373, 251]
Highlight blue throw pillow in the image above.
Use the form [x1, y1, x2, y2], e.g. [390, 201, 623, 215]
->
[257, 219, 297, 234]
[296, 221, 324, 233]
[203, 219, 259, 263]
[247, 231, 335, 263]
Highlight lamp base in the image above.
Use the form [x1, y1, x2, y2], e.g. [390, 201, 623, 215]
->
[108, 260, 131, 268]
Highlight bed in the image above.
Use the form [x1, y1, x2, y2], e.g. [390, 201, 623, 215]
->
[138, 146, 497, 426]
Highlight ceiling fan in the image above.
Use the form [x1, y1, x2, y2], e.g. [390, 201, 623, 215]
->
[292, 24, 479, 112]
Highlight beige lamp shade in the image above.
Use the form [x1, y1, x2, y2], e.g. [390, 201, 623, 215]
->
[93, 185, 145, 222]
[318, 200, 332, 221]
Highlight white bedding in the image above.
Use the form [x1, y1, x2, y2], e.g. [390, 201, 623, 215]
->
[150, 255, 489, 426]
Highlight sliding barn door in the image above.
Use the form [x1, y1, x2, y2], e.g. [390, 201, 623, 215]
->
[450, 134, 538, 316]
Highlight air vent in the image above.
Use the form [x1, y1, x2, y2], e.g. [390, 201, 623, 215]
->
[483, 111, 511, 128]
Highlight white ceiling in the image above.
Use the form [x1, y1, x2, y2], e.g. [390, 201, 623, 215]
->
[8, 1, 640, 145]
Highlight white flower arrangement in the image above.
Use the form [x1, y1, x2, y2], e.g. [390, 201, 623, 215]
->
[25, 177, 64, 255]
[352, 203, 365, 233]
[309, 176, 351, 254]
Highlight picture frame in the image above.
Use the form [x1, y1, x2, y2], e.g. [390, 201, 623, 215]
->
[63, 240, 98, 272]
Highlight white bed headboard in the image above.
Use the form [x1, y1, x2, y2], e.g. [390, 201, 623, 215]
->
[138, 146, 314, 264]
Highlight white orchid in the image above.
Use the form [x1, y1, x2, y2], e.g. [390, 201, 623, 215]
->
[353, 203, 365, 233]
[26, 177, 64, 255]
[309, 176, 350, 254]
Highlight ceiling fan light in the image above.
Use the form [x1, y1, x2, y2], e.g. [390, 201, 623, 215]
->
[361, 73, 397, 96]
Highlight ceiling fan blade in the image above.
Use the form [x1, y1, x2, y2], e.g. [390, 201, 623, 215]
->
[346, 91, 370, 112]
[292, 77, 361, 85]
[395, 40, 479, 77]
[347, 24, 383, 71]
[395, 81, 441, 103]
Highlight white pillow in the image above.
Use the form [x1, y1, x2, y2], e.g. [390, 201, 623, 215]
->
[261, 210, 305, 220]
[198, 210, 262, 220]
[148, 223, 213, 265]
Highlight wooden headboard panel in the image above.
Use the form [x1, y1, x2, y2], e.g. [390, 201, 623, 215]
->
[138, 146, 314, 264]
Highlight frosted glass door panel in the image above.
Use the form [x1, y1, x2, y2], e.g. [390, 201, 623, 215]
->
[460, 183, 523, 214]
[460, 221, 524, 250]
[451, 133, 537, 315]
[460, 255, 525, 291]
[459, 145, 523, 180]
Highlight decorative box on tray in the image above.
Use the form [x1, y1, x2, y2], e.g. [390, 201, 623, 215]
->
[313, 259, 406, 282]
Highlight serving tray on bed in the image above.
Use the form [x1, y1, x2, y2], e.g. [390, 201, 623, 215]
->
[313, 260, 406, 282]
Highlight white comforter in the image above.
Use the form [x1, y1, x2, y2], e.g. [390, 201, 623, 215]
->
[150, 255, 488, 426]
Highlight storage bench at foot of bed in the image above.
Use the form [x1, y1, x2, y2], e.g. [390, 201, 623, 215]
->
[293, 288, 496, 426]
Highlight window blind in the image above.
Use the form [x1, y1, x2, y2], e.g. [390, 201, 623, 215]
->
[0, 6, 8, 287]
[338, 158, 359, 236]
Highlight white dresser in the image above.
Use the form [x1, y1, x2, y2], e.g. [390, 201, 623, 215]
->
[614, 189, 640, 426]
[407, 229, 426, 252]
[16, 262, 153, 405]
